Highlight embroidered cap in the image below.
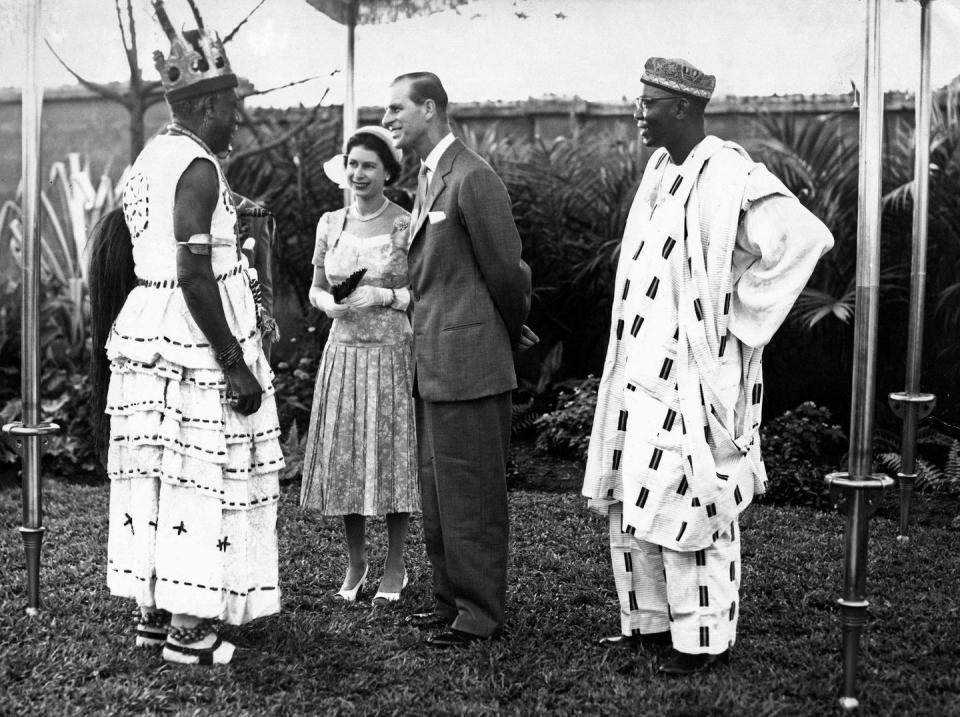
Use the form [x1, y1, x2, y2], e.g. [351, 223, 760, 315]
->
[641, 57, 716, 101]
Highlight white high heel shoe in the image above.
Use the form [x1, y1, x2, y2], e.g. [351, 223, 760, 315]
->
[372, 572, 409, 605]
[335, 564, 369, 602]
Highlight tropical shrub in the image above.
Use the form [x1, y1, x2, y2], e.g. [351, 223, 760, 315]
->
[747, 101, 960, 425]
[876, 421, 960, 496]
[533, 376, 599, 463]
[0, 155, 118, 475]
[759, 402, 847, 510]
[270, 353, 321, 482]
[272, 354, 319, 438]
[882, 100, 960, 400]
[464, 123, 644, 379]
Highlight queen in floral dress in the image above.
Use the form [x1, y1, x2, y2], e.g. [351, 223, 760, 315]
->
[300, 126, 419, 604]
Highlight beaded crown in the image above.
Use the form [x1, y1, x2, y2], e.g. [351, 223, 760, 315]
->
[641, 57, 715, 101]
[151, 0, 238, 103]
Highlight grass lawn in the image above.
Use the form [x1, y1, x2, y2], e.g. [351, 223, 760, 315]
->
[2, 450, 959, 716]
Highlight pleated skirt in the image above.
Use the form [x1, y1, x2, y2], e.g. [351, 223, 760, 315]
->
[299, 339, 419, 516]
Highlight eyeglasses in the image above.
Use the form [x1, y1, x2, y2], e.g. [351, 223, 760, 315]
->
[634, 96, 681, 113]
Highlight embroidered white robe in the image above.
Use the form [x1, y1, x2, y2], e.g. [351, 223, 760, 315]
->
[583, 136, 834, 551]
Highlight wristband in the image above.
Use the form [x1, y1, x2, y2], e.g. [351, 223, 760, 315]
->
[215, 337, 244, 369]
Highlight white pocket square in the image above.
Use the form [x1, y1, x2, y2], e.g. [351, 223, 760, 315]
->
[427, 211, 446, 224]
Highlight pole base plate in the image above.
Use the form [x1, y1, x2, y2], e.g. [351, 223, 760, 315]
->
[839, 697, 859, 711]
[825, 472, 894, 516]
[888, 392, 936, 420]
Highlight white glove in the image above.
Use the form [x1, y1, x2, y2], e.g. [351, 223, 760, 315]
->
[342, 285, 392, 310]
[309, 286, 350, 318]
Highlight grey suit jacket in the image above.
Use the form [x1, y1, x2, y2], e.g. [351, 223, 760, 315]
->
[408, 138, 531, 402]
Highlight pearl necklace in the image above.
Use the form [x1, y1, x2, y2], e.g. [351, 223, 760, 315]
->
[352, 198, 389, 222]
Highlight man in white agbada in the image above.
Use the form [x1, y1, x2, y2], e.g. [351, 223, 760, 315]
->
[582, 57, 834, 676]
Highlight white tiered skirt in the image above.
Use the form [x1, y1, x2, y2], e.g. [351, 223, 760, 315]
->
[104, 272, 283, 624]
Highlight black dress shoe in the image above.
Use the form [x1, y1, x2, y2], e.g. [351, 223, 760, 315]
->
[658, 648, 730, 675]
[599, 630, 672, 650]
[425, 629, 489, 648]
[405, 611, 452, 629]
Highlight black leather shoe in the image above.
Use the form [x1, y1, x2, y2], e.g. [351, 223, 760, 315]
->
[599, 631, 672, 649]
[658, 648, 730, 675]
[425, 629, 490, 648]
[405, 611, 452, 629]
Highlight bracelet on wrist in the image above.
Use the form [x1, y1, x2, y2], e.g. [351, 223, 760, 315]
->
[215, 337, 244, 369]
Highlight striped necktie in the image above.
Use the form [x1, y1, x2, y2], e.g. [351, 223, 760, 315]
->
[413, 163, 429, 226]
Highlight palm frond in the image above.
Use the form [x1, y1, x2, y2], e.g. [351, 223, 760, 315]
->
[790, 287, 856, 328]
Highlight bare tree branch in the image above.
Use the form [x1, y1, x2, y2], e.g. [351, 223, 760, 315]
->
[44, 39, 129, 106]
[114, 0, 130, 53]
[127, 0, 139, 69]
[242, 75, 325, 99]
[142, 80, 167, 106]
[223, 0, 269, 44]
[228, 87, 331, 163]
[114, 0, 141, 81]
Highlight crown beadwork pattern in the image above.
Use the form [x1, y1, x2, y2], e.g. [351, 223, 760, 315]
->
[151, 0, 237, 102]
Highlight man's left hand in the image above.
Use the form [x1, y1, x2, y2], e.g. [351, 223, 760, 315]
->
[515, 324, 540, 351]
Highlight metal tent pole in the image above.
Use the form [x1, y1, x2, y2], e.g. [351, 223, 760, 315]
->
[1, 0, 60, 616]
[826, 0, 893, 710]
[342, 0, 358, 207]
[888, 0, 936, 543]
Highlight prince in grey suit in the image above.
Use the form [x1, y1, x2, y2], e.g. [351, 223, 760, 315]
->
[383, 72, 536, 645]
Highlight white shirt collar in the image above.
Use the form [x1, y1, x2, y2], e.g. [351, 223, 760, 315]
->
[422, 132, 456, 176]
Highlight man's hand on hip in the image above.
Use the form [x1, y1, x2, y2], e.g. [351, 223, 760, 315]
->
[515, 324, 540, 351]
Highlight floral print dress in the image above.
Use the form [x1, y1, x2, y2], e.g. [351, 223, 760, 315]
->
[300, 204, 419, 516]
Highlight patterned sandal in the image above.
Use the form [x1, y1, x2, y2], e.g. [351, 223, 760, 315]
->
[162, 620, 235, 666]
[135, 608, 171, 648]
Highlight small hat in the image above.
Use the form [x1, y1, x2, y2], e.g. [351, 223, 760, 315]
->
[641, 57, 716, 101]
[323, 126, 403, 189]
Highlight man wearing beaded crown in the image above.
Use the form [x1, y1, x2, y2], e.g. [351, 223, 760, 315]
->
[88, 0, 283, 666]
[582, 57, 833, 675]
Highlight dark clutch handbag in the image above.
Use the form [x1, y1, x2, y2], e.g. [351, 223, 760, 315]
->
[331, 268, 367, 303]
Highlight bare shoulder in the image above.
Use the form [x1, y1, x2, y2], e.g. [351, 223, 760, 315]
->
[176, 157, 219, 205]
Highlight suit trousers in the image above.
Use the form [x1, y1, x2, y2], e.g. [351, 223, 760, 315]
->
[608, 503, 741, 655]
[415, 391, 512, 637]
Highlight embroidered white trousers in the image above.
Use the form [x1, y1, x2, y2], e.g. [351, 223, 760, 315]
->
[608, 503, 741, 655]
